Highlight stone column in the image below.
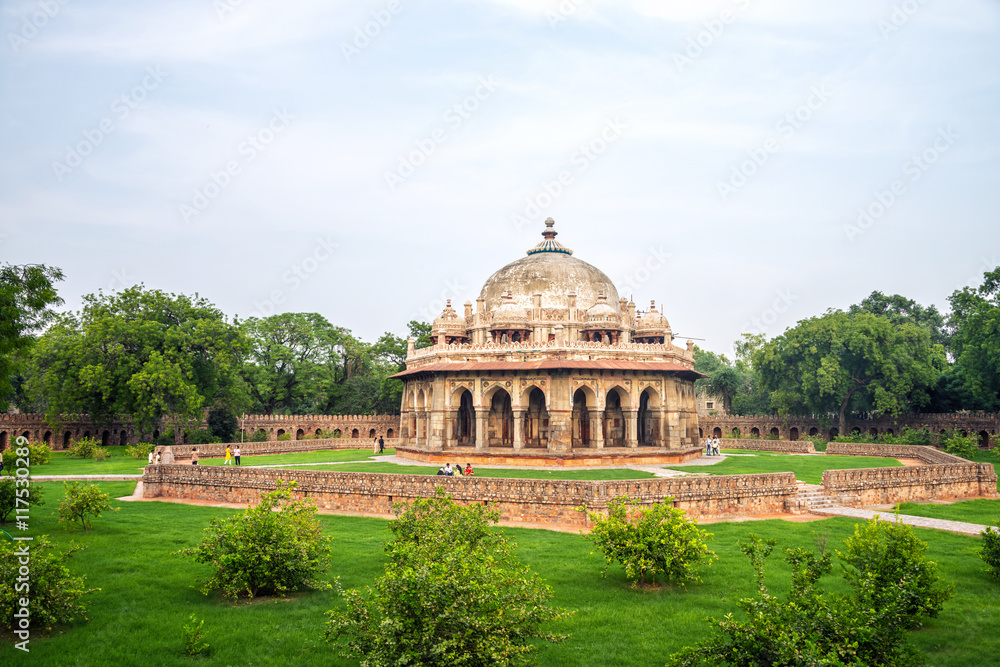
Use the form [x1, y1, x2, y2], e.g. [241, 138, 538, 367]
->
[624, 409, 638, 448]
[474, 410, 486, 451]
[445, 410, 458, 448]
[589, 410, 604, 449]
[513, 410, 525, 450]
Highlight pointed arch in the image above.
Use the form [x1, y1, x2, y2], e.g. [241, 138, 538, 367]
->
[638, 387, 661, 446]
[603, 387, 627, 447]
[524, 386, 549, 448]
[487, 388, 513, 447]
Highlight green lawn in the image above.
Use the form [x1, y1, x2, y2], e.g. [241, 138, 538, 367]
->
[683, 451, 903, 484]
[3, 481, 999, 666]
[284, 462, 657, 480]
[894, 498, 1000, 527]
[201, 448, 394, 467]
[32, 449, 148, 476]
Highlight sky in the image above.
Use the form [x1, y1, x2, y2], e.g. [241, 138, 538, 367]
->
[1, 0, 998, 358]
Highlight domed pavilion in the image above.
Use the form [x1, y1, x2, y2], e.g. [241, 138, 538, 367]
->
[391, 218, 704, 466]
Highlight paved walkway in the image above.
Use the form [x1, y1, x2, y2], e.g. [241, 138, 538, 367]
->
[809, 506, 998, 536]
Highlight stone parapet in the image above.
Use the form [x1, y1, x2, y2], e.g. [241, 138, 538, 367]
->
[160, 438, 401, 460]
[141, 465, 799, 527]
[825, 442, 965, 464]
[720, 439, 816, 454]
[822, 462, 998, 505]
[396, 446, 704, 468]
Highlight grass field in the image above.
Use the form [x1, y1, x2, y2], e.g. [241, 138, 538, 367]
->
[689, 450, 902, 484]
[200, 448, 395, 467]
[3, 481, 999, 666]
[894, 498, 1000, 527]
[284, 461, 657, 480]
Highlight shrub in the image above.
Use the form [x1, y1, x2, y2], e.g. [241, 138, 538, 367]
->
[176, 481, 332, 599]
[4, 441, 52, 470]
[248, 429, 269, 442]
[57, 482, 119, 532]
[124, 442, 155, 459]
[0, 536, 98, 632]
[66, 437, 100, 459]
[0, 477, 45, 524]
[182, 614, 210, 657]
[155, 432, 175, 446]
[185, 428, 217, 445]
[92, 447, 110, 462]
[668, 515, 953, 667]
[900, 427, 932, 447]
[580, 496, 716, 587]
[942, 431, 979, 459]
[277, 433, 291, 441]
[325, 487, 569, 666]
[980, 527, 1000, 580]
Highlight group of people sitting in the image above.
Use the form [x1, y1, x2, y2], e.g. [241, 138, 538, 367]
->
[436, 462, 474, 476]
[703, 437, 721, 456]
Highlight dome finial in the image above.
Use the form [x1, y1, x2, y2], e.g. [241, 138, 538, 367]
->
[526, 218, 573, 256]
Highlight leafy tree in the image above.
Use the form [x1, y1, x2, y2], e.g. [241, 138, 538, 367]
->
[941, 431, 980, 459]
[980, 526, 1000, 580]
[28, 286, 248, 435]
[325, 488, 568, 666]
[580, 496, 715, 587]
[0, 536, 97, 632]
[948, 267, 1000, 410]
[755, 310, 945, 435]
[176, 481, 332, 599]
[206, 406, 237, 442]
[57, 481, 119, 532]
[849, 290, 950, 347]
[2, 441, 51, 470]
[0, 263, 64, 411]
[0, 477, 44, 523]
[66, 437, 101, 459]
[668, 516, 953, 667]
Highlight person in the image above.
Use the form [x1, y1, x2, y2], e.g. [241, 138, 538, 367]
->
[444, 463, 454, 476]
[224, 446, 233, 465]
[234, 445, 241, 466]
[148, 451, 154, 465]
[712, 437, 721, 456]
[464, 463, 474, 476]
[378, 436, 385, 454]
[453, 462, 463, 476]
[154, 451, 161, 465]
[191, 447, 199, 465]
[373, 437, 379, 454]
[436, 466, 446, 476]
[704, 437, 712, 456]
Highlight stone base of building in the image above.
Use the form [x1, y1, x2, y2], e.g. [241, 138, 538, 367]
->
[395, 445, 704, 467]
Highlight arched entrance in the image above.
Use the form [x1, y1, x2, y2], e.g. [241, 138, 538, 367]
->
[386, 428, 394, 438]
[638, 388, 661, 447]
[488, 389, 513, 447]
[101, 430, 110, 446]
[119, 431, 127, 446]
[0, 431, 7, 451]
[770, 428, 779, 439]
[351, 429, 359, 438]
[980, 431, 991, 449]
[789, 427, 799, 441]
[712, 427, 722, 438]
[808, 427, 818, 436]
[43, 431, 52, 445]
[603, 389, 626, 447]
[63, 431, 71, 448]
[524, 387, 548, 448]
[456, 389, 475, 446]
[750, 427, 760, 438]
[276, 429, 285, 439]
[572, 388, 591, 448]
[829, 428, 839, 439]
[369, 428, 376, 438]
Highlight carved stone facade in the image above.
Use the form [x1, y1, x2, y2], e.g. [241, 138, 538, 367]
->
[392, 219, 705, 466]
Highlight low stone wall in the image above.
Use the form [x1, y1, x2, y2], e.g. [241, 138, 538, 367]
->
[141, 465, 799, 528]
[822, 463, 998, 505]
[158, 438, 401, 461]
[825, 442, 965, 465]
[720, 439, 816, 454]
[396, 446, 704, 468]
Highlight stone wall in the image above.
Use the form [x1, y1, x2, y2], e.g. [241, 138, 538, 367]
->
[719, 439, 816, 454]
[825, 442, 965, 465]
[822, 463, 998, 506]
[141, 465, 799, 528]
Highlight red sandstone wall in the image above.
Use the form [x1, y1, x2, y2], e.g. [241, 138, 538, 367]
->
[141, 465, 799, 527]
[717, 439, 816, 454]
[160, 438, 402, 460]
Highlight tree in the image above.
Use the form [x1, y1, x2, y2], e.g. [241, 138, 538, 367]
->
[849, 290, 950, 347]
[668, 516, 953, 667]
[325, 488, 569, 666]
[57, 482, 119, 532]
[980, 526, 1000, 580]
[206, 405, 237, 442]
[0, 477, 44, 523]
[0, 263, 64, 411]
[176, 481, 333, 599]
[28, 286, 247, 434]
[948, 267, 1000, 410]
[580, 496, 715, 587]
[755, 310, 945, 435]
[1, 536, 97, 633]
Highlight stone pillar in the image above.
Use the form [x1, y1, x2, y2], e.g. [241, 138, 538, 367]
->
[589, 410, 604, 449]
[513, 410, 525, 450]
[474, 411, 486, 451]
[624, 409, 638, 448]
[416, 411, 426, 446]
[445, 410, 458, 448]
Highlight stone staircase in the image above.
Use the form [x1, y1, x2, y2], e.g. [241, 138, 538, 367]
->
[792, 483, 860, 513]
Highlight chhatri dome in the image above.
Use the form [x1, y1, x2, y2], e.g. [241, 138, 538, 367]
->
[392, 218, 703, 467]
[479, 218, 620, 311]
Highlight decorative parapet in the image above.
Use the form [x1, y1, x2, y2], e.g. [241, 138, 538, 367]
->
[721, 439, 816, 454]
[825, 442, 966, 464]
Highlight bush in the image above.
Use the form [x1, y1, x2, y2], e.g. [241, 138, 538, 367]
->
[57, 482, 119, 532]
[0, 536, 98, 633]
[668, 515, 953, 667]
[176, 481, 332, 599]
[277, 433, 291, 441]
[186, 428, 217, 445]
[325, 487, 569, 666]
[182, 614, 210, 657]
[980, 527, 1000, 580]
[124, 442, 155, 459]
[248, 429, 270, 442]
[580, 496, 716, 587]
[155, 432, 175, 446]
[3, 441, 52, 471]
[66, 437, 100, 459]
[0, 476, 44, 524]
[943, 431, 980, 459]
[900, 427, 932, 447]
[92, 447, 110, 462]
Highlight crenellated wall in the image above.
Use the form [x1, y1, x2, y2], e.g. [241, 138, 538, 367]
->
[714, 438, 816, 454]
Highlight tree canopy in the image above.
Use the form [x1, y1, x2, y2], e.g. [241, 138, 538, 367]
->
[948, 267, 1000, 410]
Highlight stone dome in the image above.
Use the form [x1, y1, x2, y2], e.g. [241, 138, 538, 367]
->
[480, 219, 620, 311]
[635, 301, 671, 336]
[490, 292, 529, 327]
